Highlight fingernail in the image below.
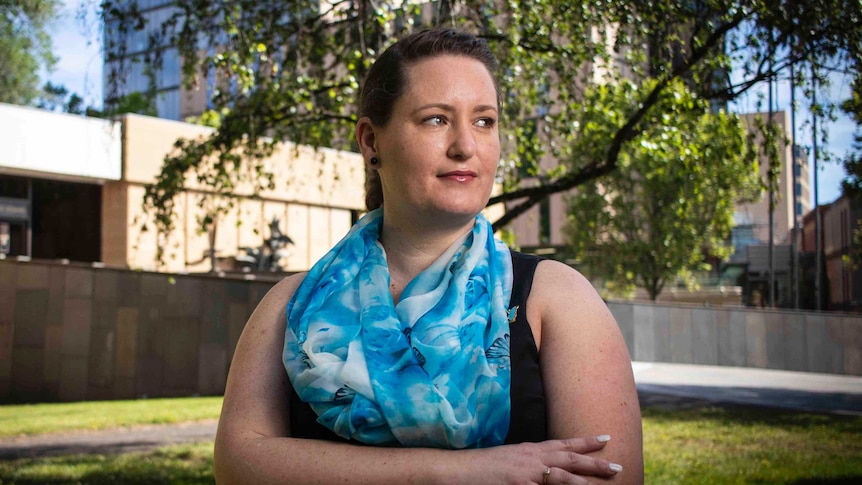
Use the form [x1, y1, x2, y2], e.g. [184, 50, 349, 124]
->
[610, 463, 623, 473]
[597, 434, 611, 442]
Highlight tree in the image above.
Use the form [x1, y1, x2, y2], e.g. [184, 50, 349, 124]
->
[36, 82, 157, 118]
[36, 81, 86, 113]
[97, 91, 157, 117]
[841, 75, 862, 267]
[99, 0, 861, 254]
[1, 0, 61, 105]
[564, 80, 760, 300]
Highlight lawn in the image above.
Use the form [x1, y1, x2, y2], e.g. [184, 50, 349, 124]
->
[0, 442, 214, 484]
[0, 398, 861, 484]
[0, 396, 223, 438]
[642, 405, 862, 484]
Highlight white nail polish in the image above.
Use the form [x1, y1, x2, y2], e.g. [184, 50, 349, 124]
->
[597, 434, 611, 442]
[610, 463, 623, 473]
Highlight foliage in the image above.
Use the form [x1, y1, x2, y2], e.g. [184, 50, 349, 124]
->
[841, 75, 862, 268]
[36, 82, 157, 118]
[35, 81, 86, 113]
[0, 0, 61, 105]
[98, 91, 158, 117]
[97, 0, 862, 261]
[565, 79, 760, 300]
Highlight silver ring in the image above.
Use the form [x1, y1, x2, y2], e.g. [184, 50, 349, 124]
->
[542, 466, 551, 484]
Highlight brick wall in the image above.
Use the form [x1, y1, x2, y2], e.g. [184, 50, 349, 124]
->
[0, 258, 274, 403]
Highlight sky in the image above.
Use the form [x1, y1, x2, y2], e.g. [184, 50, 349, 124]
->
[43, 0, 856, 207]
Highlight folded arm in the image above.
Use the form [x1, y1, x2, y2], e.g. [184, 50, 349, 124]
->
[530, 260, 645, 484]
[214, 272, 630, 484]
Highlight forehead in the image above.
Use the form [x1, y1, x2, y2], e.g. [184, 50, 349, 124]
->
[400, 55, 498, 106]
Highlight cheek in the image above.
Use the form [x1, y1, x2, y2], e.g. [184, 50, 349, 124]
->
[395, 140, 442, 172]
[482, 141, 501, 169]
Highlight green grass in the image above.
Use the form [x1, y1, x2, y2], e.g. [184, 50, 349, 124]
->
[0, 442, 214, 484]
[0, 396, 223, 437]
[1, 398, 861, 484]
[642, 406, 862, 484]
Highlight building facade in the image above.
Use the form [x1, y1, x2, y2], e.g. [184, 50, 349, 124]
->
[729, 111, 812, 308]
[103, 0, 203, 120]
[802, 196, 862, 313]
[734, 111, 811, 249]
[0, 103, 365, 273]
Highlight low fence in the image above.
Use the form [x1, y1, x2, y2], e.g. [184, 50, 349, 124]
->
[1, 258, 861, 403]
[607, 301, 862, 376]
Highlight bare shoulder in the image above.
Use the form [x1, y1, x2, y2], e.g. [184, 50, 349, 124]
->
[226, 272, 308, 365]
[223, 271, 307, 401]
[530, 261, 643, 480]
[218, 272, 307, 442]
[533, 258, 602, 297]
[241, 272, 307, 334]
[529, 259, 615, 341]
[259, 272, 307, 312]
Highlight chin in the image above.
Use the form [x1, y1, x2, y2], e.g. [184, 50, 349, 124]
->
[432, 204, 487, 221]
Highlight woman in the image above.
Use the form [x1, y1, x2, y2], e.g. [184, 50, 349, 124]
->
[215, 28, 643, 484]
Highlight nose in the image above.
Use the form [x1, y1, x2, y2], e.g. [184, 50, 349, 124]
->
[446, 123, 476, 161]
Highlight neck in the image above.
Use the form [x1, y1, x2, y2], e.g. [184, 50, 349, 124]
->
[379, 210, 476, 303]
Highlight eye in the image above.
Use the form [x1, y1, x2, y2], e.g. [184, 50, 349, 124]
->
[423, 115, 446, 126]
[475, 117, 497, 128]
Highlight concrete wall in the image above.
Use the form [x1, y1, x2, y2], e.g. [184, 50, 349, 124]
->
[0, 258, 273, 403]
[608, 300, 862, 375]
[3, 257, 861, 403]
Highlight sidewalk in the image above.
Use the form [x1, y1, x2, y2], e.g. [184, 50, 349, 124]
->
[0, 420, 218, 460]
[632, 362, 862, 416]
[2, 363, 861, 460]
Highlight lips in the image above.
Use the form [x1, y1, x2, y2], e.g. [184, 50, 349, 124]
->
[438, 170, 477, 182]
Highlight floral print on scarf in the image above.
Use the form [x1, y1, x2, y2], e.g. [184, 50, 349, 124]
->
[284, 208, 513, 448]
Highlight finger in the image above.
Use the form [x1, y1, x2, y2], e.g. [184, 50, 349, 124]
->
[547, 434, 611, 454]
[544, 450, 623, 477]
[540, 466, 593, 485]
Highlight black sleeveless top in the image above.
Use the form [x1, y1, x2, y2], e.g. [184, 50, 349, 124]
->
[288, 251, 548, 444]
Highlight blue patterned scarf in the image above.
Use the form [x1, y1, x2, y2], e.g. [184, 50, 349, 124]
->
[284, 208, 513, 448]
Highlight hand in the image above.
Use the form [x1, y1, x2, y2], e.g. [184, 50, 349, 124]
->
[527, 435, 623, 484]
[458, 435, 623, 485]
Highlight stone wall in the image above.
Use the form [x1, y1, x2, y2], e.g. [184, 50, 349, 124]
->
[608, 301, 862, 375]
[0, 258, 273, 403]
[3, 257, 861, 403]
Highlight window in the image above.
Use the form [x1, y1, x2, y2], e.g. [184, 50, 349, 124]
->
[156, 89, 180, 120]
[539, 197, 551, 246]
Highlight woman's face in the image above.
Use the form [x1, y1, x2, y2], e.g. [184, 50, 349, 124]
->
[373, 55, 500, 225]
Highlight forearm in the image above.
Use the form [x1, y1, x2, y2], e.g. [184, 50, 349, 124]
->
[215, 427, 624, 485]
[214, 431, 473, 485]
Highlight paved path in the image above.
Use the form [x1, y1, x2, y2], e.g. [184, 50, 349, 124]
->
[2, 362, 862, 460]
[633, 362, 862, 415]
[0, 420, 218, 460]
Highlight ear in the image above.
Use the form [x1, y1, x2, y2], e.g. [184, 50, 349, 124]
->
[355, 117, 378, 164]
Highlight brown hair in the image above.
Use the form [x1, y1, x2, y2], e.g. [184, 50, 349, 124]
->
[358, 27, 500, 211]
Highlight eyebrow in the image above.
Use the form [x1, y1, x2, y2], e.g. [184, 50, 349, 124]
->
[412, 103, 498, 115]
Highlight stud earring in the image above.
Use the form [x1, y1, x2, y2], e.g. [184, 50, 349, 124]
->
[370, 157, 379, 165]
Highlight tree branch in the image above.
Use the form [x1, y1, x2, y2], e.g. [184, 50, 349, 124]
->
[491, 10, 748, 230]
